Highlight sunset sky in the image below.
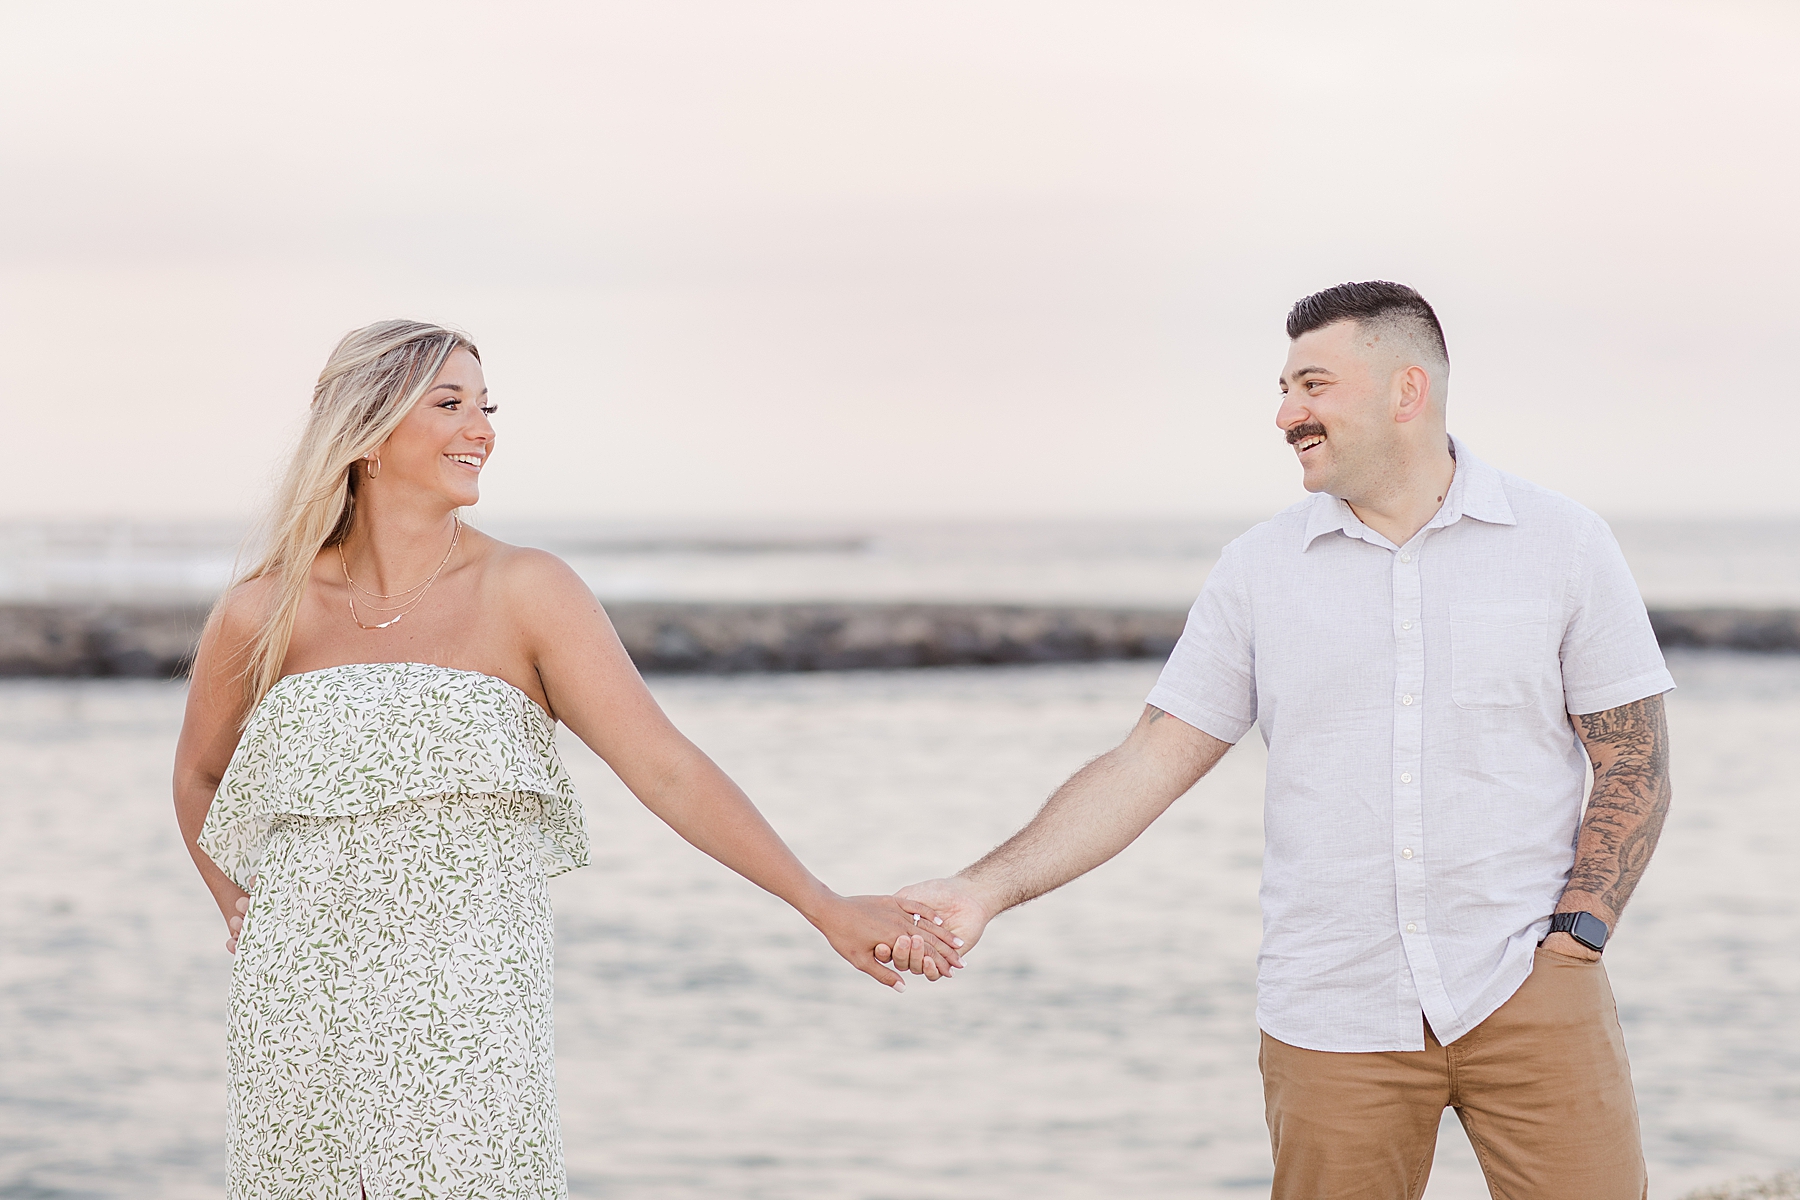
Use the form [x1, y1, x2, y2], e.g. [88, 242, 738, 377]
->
[4, 0, 1795, 521]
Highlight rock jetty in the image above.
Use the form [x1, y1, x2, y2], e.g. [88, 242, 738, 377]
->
[0, 602, 1795, 678]
[1647, 608, 1800, 653]
[0, 602, 1189, 678]
[606, 603, 1187, 672]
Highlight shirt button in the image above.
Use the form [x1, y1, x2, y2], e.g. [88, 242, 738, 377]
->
[1400, 772, 1413, 783]
[1400, 552, 1413, 563]
[1401, 694, 1414, 706]
[1401, 847, 1415, 859]
[1405, 922, 1418, 933]
[1401, 620, 1413, 630]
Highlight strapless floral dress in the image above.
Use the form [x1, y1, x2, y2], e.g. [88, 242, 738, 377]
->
[198, 662, 589, 1200]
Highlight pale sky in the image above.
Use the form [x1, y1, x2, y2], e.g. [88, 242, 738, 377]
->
[3, 0, 1795, 522]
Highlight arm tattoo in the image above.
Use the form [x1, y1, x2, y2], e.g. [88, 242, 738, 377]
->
[1566, 695, 1672, 921]
[1146, 706, 1168, 724]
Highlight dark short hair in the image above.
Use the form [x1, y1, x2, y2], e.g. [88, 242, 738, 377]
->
[1286, 281, 1448, 365]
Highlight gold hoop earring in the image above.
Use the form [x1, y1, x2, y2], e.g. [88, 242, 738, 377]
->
[365, 454, 381, 480]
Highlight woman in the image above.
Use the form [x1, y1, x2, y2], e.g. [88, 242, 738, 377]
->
[172, 320, 961, 1198]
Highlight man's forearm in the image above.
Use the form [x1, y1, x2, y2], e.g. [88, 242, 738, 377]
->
[960, 706, 1229, 916]
[1560, 694, 1673, 928]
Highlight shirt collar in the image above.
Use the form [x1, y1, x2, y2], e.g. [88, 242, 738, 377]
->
[1301, 435, 1515, 551]
[1440, 437, 1516, 529]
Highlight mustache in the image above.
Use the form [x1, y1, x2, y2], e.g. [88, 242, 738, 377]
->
[1285, 422, 1327, 446]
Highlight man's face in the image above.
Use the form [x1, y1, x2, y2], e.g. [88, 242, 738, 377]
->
[1276, 321, 1393, 499]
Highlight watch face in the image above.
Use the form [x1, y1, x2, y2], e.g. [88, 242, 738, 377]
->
[1571, 911, 1609, 951]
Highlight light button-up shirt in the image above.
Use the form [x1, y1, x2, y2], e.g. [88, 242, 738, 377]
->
[1147, 440, 1674, 1052]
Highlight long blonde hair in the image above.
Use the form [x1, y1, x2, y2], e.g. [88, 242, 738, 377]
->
[220, 319, 480, 718]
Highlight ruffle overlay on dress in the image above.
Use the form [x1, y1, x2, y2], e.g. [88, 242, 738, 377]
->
[198, 661, 589, 890]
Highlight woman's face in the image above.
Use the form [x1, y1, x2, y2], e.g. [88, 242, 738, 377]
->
[370, 348, 495, 509]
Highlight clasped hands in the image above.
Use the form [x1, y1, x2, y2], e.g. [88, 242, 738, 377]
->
[815, 877, 992, 992]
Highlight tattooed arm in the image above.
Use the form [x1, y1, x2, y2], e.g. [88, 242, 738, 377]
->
[1550, 694, 1673, 960]
[893, 705, 1231, 956]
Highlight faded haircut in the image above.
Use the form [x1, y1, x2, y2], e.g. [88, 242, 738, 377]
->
[1286, 281, 1449, 369]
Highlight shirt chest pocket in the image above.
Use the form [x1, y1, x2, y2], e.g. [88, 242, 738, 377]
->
[1449, 599, 1552, 710]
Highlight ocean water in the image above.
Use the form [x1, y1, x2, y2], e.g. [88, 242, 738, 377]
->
[4, 517, 1800, 609]
[1, 653, 1795, 1198]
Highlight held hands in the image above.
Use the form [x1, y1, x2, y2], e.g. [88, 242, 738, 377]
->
[872, 908, 962, 983]
[813, 893, 966, 991]
[895, 876, 996, 960]
[861, 875, 999, 989]
[829, 875, 1000, 991]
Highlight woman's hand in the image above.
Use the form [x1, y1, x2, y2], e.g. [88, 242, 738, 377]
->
[812, 894, 964, 990]
[220, 875, 254, 955]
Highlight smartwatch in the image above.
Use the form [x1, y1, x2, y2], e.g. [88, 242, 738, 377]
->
[1546, 911, 1609, 953]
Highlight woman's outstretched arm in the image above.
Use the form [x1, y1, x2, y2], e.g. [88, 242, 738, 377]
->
[509, 550, 961, 989]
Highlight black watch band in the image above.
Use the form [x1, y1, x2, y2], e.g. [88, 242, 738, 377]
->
[1547, 911, 1609, 952]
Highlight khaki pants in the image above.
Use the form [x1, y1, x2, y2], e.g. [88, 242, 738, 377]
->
[1259, 947, 1647, 1200]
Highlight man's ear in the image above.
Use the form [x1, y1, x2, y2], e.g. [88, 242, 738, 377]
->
[1392, 365, 1434, 425]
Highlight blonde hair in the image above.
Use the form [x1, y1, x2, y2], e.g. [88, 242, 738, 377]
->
[219, 319, 479, 719]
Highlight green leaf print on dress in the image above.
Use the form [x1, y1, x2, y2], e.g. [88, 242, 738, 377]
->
[204, 663, 588, 1200]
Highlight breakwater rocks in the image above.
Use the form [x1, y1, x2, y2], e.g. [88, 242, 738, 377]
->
[0, 602, 1189, 678]
[1648, 608, 1800, 653]
[0, 604, 211, 678]
[606, 603, 1187, 673]
[1, 602, 1797, 678]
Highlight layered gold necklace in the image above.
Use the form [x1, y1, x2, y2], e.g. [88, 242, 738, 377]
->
[337, 514, 461, 631]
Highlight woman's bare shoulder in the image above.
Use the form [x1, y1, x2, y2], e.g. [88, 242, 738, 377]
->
[210, 573, 282, 641]
[189, 573, 283, 688]
[474, 535, 598, 608]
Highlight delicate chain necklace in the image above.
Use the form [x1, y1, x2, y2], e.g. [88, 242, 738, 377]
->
[337, 515, 461, 630]
[343, 561, 435, 601]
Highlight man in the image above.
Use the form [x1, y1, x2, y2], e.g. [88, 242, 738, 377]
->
[891, 281, 1673, 1199]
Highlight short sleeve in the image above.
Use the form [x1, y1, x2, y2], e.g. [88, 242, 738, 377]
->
[1560, 518, 1675, 715]
[1146, 542, 1258, 743]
